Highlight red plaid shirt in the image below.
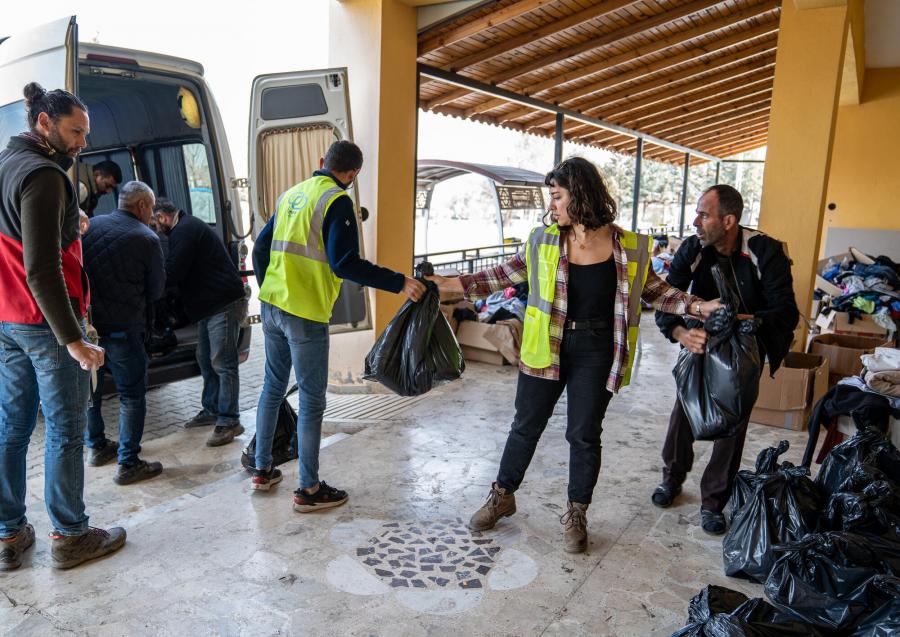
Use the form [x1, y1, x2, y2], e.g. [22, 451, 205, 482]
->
[458, 224, 700, 393]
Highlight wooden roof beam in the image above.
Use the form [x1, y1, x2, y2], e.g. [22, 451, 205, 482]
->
[625, 88, 773, 131]
[664, 115, 771, 147]
[462, 9, 778, 118]
[497, 35, 778, 125]
[418, 0, 555, 56]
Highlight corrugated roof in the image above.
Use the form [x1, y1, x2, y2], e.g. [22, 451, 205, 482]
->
[417, 159, 547, 188]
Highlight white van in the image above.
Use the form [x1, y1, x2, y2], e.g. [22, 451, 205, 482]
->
[0, 16, 371, 386]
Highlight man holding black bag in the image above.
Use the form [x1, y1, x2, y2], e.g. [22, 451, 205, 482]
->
[250, 140, 424, 511]
[651, 185, 798, 534]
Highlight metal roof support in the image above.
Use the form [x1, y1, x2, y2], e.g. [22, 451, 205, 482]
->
[554, 113, 564, 165]
[418, 64, 722, 163]
[632, 138, 643, 233]
[715, 161, 721, 185]
[679, 152, 690, 238]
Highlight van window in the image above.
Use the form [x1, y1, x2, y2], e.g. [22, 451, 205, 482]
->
[141, 142, 217, 224]
[0, 101, 27, 149]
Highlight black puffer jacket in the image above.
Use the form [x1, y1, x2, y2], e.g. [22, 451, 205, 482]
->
[656, 227, 799, 374]
[164, 211, 244, 322]
[83, 210, 165, 335]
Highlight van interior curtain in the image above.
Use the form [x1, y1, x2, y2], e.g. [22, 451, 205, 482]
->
[259, 125, 335, 222]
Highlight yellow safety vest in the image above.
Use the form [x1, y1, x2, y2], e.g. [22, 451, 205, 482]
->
[520, 224, 652, 387]
[258, 175, 347, 323]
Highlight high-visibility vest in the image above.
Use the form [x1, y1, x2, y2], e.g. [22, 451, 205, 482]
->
[258, 175, 347, 323]
[520, 224, 652, 387]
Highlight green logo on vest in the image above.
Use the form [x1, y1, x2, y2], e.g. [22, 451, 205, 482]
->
[287, 192, 310, 214]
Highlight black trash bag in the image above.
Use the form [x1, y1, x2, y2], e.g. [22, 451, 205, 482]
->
[670, 585, 825, 637]
[764, 532, 900, 631]
[241, 385, 298, 470]
[816, 425, 900, 496]
[723, 441, 823, 583]
[729, 440, 791, 523]
[363, 278, 464, 396]
[824, 476, 900, 539]
[849, 576, 900, 637]
[674, 264, 761, 441]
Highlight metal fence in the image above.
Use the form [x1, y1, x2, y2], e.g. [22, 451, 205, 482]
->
[414, 243, 523, 274]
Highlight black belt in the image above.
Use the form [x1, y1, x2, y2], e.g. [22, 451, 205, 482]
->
[565, 318, 611, 330]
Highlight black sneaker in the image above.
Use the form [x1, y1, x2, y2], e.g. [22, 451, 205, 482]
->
[651, 482, 682, 508]
[249, 466, 283, 491]
[185, 410, 217, 428]
[0, 524, 35, 571]
[114, 459, 163, 485]
[701, 508, 727, 535]
[49, 526, 126, 569]
[88, 439, 119, 467]
[206, 424, 244, 447]
[293, 481, 348, 513]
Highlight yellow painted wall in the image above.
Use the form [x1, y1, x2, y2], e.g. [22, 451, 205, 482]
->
[823, 68, 900, 246]
[327, 0, 419, 389]
[757, 0, 848, 323]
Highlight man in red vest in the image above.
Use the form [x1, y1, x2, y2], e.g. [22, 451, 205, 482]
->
[0, 82, 126, 571]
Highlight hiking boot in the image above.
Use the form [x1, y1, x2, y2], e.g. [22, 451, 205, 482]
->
[206, 424, 244, 447]
[561, 501, 588, 554]
[249, 466, 283, 491]
[468, 483, 516, 531]
[114, 459, 163, 485]
[0, 524, 35, 571]
[49, 526, 126, 570]
[184, 410, 217, 428]
[88, 439, 119, 467]
[651, 482, 682, 509]
[293, 481, 348, 513]
[701, 508, 727, 536]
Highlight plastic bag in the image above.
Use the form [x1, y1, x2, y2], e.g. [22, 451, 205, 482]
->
[241, 385, 298, 470]
[824, 476, 900, 540]
[674, 264, 761, 441]
[723, 441, 823, 583]
[816, 426, 900, 496]
[849, 576, 900, 637]
[729, 440, 790, 523]
[363, 278, 464, 396]
[669, 585, 825, 637]
[764, 532, 900, 631]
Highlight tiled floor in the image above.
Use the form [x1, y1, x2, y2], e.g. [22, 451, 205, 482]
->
[0, 320, 812, 636]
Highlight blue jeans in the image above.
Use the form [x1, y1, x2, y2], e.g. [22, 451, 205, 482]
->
[255, 302, 328, 489]
[197, 299, 242, 427]
[86, 332, 148, 465]
[0, 322, 90, 536]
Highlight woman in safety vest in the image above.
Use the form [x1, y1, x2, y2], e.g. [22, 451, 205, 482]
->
[427, 157, 721, 554]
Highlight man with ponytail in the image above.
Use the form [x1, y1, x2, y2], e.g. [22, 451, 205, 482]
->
[0, 83, 126, 571]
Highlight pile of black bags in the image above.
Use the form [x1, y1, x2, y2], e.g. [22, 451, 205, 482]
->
[363, 268, 465, 396]
[674, 264, 761, 441]
[672, 424, 900, 636]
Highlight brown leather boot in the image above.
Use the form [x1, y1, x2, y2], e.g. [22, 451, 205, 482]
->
[468, 483, 516, 531]
[561, 501, 588, 554]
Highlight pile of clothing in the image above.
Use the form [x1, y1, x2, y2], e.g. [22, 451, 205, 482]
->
[671, 420, 900, 635]
[817, 247, 900, 335]
[470, 282, 528, 323]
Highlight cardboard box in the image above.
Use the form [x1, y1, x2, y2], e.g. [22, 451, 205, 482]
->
[808, 333, 892, 386]
[456, 319, 523, 366]
[750, 353, 829, 431]
[832, 312, 890, 338]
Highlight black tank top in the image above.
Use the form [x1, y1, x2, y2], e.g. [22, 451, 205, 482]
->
[568, 257, 617, 322]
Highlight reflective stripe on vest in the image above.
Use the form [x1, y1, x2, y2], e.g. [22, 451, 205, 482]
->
[519, 225, 651, 388]
[258, 176, 346, 323]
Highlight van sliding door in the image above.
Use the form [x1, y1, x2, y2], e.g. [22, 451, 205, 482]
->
[249, 69, 370, 333]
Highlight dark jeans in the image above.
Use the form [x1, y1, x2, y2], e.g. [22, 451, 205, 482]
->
[86, 331, 148, 465]
[661, 399, 750, 512]
[496, 327, 614, 504]
[197, 299, 243, 427]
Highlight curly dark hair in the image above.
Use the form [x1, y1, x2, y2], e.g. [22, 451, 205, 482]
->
[544, 157, 617, 230]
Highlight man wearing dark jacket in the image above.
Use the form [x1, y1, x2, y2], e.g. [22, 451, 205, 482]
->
[651, 184, 799, 535]
[83, 181, 166, 484]
[153, 198, 246, 447]
[0, 82, 125, 571]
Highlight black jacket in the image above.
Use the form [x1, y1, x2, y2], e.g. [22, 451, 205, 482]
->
[655, 227, 799, 373]
[165, 211, 244, 322]
[83, 209, 165, 335]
